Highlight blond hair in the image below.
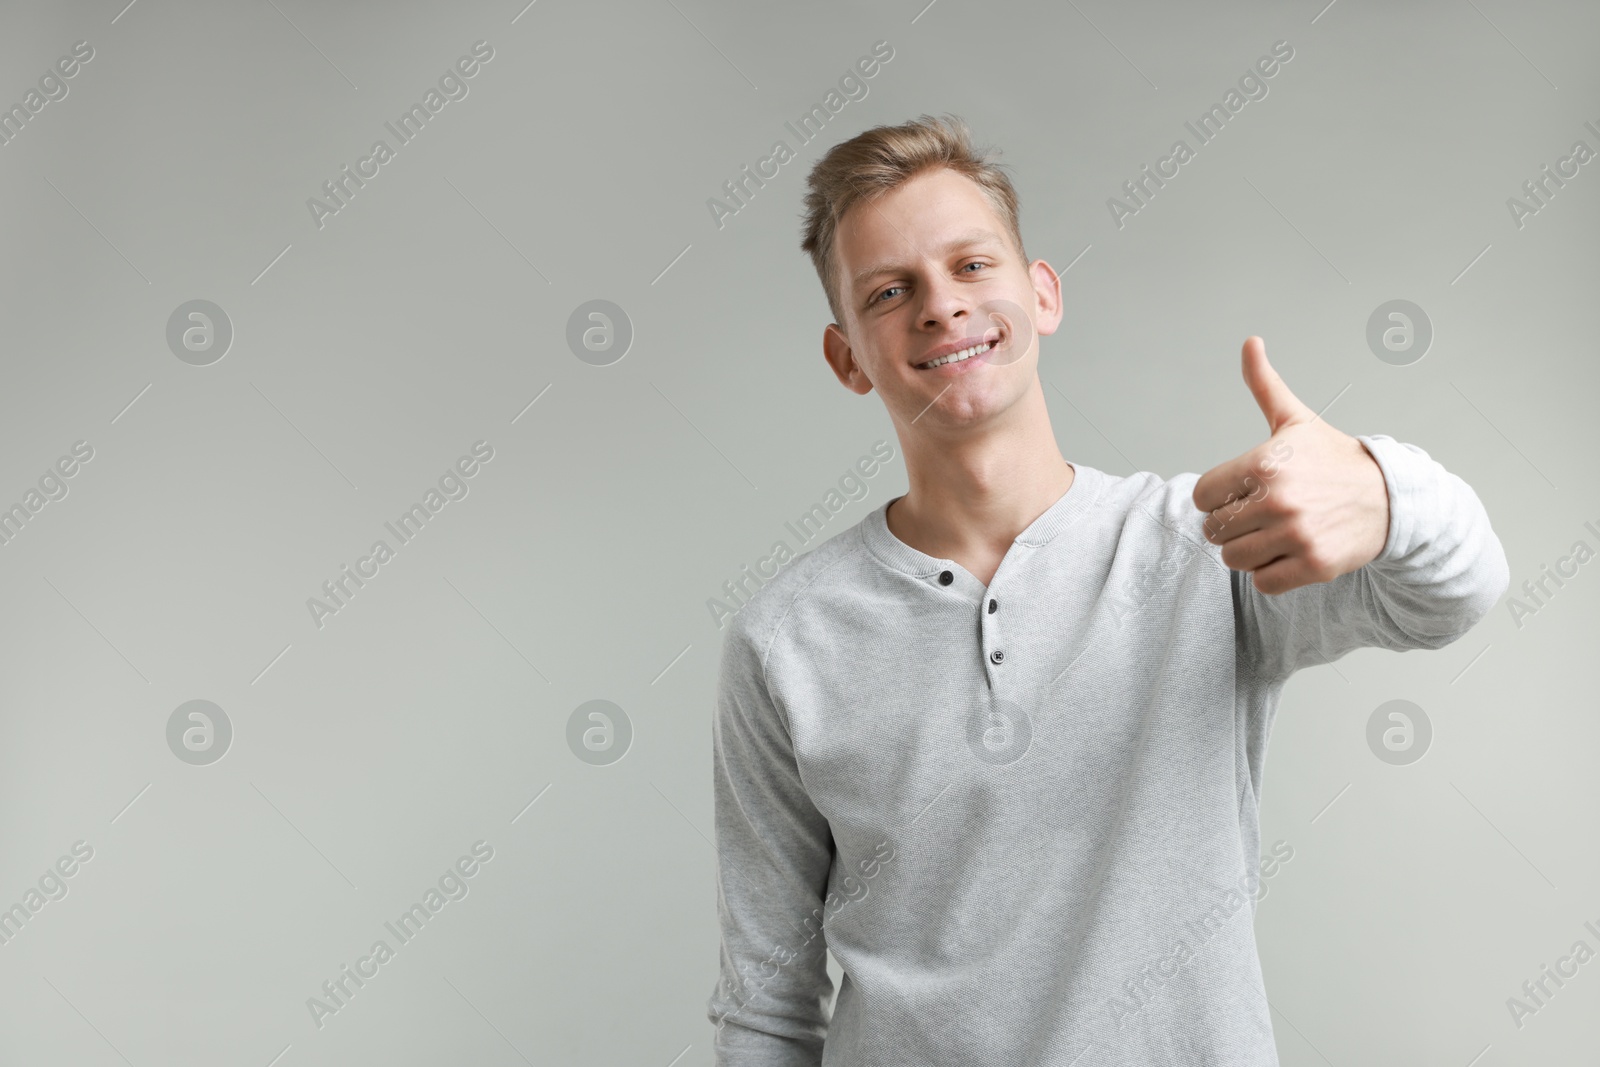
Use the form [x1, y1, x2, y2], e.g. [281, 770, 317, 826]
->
[799, 113, 1028, 326]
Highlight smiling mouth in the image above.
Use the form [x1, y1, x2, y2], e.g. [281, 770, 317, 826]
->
[916, 338, 997, 370]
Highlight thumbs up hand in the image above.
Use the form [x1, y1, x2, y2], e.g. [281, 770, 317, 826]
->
[1192, 337, 1390, 596]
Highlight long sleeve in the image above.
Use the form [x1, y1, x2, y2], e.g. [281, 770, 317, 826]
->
[1233, 433, 1510, 681]
[707, 615, 835, 1066]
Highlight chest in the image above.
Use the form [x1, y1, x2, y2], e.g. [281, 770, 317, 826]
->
[772, 535, 1236, 824]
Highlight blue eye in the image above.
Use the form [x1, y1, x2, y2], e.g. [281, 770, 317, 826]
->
[873, 263, 988, 304]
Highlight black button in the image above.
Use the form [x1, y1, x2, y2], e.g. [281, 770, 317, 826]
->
[987, 598, 997, 614]
[938, 570, 953, 585]
[990, 650, 1005, 664]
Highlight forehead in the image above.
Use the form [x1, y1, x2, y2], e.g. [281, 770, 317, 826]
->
[835, 169, 1009, 287]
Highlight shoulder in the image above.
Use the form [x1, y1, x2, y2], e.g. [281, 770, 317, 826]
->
[1081, 462, 1223, 568]
[1087, 462, 1206, 531]
[714, 521, 871, 668]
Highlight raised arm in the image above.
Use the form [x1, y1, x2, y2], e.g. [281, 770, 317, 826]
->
[1192, 337, 1508, 681]
[1227, 432, 1510, 679]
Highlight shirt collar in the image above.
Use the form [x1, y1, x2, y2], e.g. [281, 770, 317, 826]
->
[859, 461, 1107, 577]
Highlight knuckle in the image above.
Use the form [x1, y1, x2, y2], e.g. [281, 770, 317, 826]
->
[1285, 520, 1316, 554]
[1259, 486, 1291, 517]
[1301, 537, 1334, 575]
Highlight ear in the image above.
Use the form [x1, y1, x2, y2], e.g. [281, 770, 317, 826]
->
[823, 322, 875, 395]
[1028, 260, 1063, 337]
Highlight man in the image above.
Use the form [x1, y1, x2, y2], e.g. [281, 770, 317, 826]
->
[706, 113, 1507, 1065]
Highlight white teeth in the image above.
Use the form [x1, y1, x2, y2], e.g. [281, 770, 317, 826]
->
[919, 340, 995, 369]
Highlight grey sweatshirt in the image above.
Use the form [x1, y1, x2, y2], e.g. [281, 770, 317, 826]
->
[707, 434, 1508, 1066]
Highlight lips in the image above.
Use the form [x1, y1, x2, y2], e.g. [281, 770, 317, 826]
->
[915, 329, 1004, 371]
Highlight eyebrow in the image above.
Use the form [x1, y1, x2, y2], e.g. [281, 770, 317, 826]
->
[849, 228, 1006, 293]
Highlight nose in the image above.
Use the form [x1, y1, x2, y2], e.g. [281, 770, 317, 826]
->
[916, 268, 973, 333]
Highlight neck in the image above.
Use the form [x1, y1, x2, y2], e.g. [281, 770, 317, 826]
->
[886, 376, 1075, 560]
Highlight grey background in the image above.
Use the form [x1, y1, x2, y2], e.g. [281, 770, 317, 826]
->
[1, 0, 1596, 1064]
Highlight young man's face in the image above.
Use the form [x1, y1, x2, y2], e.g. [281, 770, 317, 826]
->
[822, 167, 1061, 432]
